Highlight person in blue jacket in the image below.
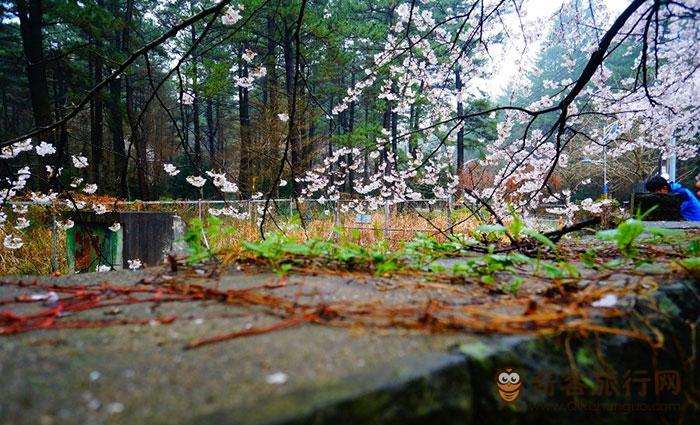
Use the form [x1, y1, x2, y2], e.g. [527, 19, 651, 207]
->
[646, 175, 700, 221]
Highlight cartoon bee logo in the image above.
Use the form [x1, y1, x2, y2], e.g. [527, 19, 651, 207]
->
[496, 368, 522, 402]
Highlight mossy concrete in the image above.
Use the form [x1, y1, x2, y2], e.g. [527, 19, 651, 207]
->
[0, 268, 698, 424]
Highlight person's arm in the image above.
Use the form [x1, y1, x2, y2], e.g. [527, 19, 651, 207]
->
[670, 182, 684, 191]
[669, 182, 698, 203]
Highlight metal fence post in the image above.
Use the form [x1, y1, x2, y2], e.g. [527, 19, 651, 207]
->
[51, 212, 58, 272]
[447, 196, 453, 234]
[198, 192, 210, 249]
[333, 200, 341, 239]
[383, 202, 390, 240]
[334, 200, 340, 227]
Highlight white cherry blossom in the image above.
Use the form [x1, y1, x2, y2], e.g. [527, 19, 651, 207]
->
[72, 155, 89, 168]
[82, 184, 98, 194]
[186, 176, 206, 188]
[3, 235, 23, 250]
[164, 163, 180, 176]
[127, 259, 142, 270]
[35, 141, 55, 156]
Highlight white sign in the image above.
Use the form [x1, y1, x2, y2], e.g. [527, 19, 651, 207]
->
[355, 213, 372, 224]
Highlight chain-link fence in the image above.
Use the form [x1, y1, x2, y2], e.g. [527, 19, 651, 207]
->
[1, 198, 566, 275]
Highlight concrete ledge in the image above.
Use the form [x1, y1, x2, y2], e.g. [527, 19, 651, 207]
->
[640, 221, 700, 229]
[193, 281, 700, 424]
[191, 352, 472, 425]
[1, 272, 698, 424]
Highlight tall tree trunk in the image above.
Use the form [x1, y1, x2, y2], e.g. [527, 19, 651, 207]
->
[54, 64, 68, 120]
[264, 14, 279, 175]
[206, 98, 215, 165]
[191, 92, 201, 172]
[91, 4, 104, 185]
[118, 0, 133, 198]
[122, 0, 148, 199]
[16, 0, 52, 136]
[238, 57, 251, 198]
[283, 27, 302, 191]
[409, 81, 424, 159]
[108, 0, 124, 193]
[307, 120, 315, 169]
[327, 95, 334, 158]
[180, 91, 190, 155]
[345, 72, 355, 193]
[456, 66, 464, 171]
[51, 68, 59, 120]
[1, 90, 8, 135]
[382, 101, 391, 166]
[16, 0, 53, 190]
[390, 81, 398, 156]
[133, 86, 149, 199]
[363, 102, 369, 183]
[190, 22, 201, 172]
[216, 99, 224, 164]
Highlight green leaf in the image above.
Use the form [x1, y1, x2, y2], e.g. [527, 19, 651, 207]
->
[282, 243, 311, 256]
[508, 252, 533, 264]
[688, 239, 700, 256]
[595, 229, 619, 241]
[616, 219, 645, 249]
[559, 262, 581, 278]
[634, 262, 669, 274]
[679, 257, 700, 271]
[428, 262, 446, 273]
[524, 228, 556, 249]
[275, 262, 293, 276]
[452, 263, 474, 275]
[481, 275, 496, 285]
[595, 218, 645, 255]
[540, 263, 565, 278]
[507, 205, 525, 240]
[580, 249, 597, 267]
[581, 375, 595, 390]
[242, 240, 266, 255]
[375, 259, 401, 276]
[636, 204, 658, 220]
[477, 224, 508, 233]
[502, 276, 523, 295]
[645, 226, 684, 238]
[604, 258, 625, 268]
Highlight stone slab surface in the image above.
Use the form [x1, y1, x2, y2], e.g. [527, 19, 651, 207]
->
[0, 269, 474, 425]
[1, 259, 699, 425]
[640, 220, 700, 229]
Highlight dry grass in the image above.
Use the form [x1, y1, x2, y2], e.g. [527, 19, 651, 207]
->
[208, 207, 482, 253]
[0, 203, 482, 276]
[0, 209, 68, 276]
